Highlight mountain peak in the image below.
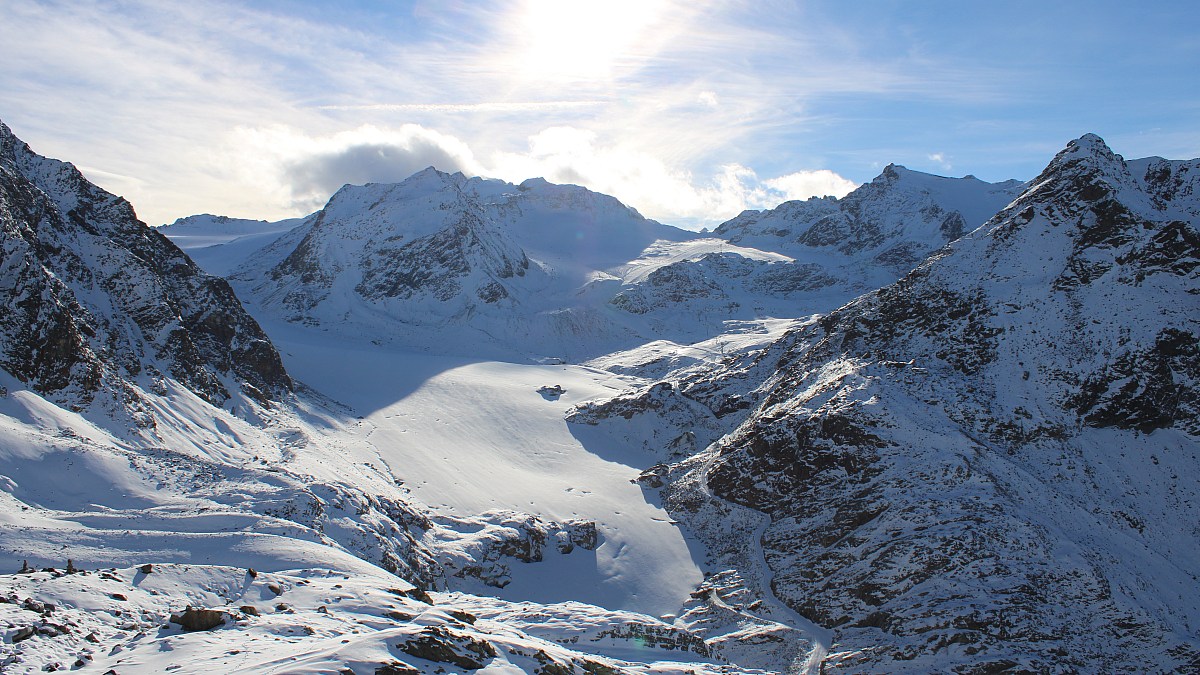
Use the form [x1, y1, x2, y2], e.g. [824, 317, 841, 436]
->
[1044, 133, 1124, 174]
[397, 165, 464, 189]
[518, 177, 552, 190]
[879, 163, 906, 182]
[1073, 131, 1108, 147]
[1021, 133, 1133, 208]
[409, 165, 450, 179]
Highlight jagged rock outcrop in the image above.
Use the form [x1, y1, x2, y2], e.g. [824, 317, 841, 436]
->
[592, 135, 1200, 672]
[430, 511, 599, 590]
[0, 121, 290, 419]
[609, 166, 1025, 324]
[715, 164, 1023, 272]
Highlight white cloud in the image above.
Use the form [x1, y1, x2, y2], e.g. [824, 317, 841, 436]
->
[764, 170, 859, 201]
[485, 126, 857, 228]
[4, 1, 887, 226]
[927, 152, 952, 171]
[227, 125, 486, 212]
[220, 123, 857, 229]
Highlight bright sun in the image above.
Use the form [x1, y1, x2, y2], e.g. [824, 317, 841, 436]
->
[517, 0, 663, 81]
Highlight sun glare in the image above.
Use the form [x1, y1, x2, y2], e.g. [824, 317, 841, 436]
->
[517, 0, 662, 81]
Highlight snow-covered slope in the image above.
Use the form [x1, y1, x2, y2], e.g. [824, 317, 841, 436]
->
[158, 214, 305, 276]
[576, 135, 1200, 671]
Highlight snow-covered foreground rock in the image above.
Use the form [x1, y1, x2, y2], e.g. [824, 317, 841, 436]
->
[0, 564, 764, 674]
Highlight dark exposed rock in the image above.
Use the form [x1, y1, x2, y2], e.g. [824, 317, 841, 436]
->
[169, 607, 227, 631]
[0, 120, 291, 418]
[447, 609, 477, 625]
[531, 650, 621, 675]
[1070, 327, 1200, 434]
[564, 519, 598, 551]
[396, 625, 496, 670]
[387, 587, 433, 605]
[374, 662, 419, 675]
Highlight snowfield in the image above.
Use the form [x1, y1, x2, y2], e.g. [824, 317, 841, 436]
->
[261, 315, 704, 616]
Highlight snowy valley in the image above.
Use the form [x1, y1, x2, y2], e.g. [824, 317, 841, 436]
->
[1, 117, 1197, 674]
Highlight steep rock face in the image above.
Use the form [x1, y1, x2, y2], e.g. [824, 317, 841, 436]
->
[597, 135, 1200, 671]
[0, 121, 289, 417]
[244, 168, 534, 324]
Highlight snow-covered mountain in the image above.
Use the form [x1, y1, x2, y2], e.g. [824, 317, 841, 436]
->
[0, 121, 290, 426]
[716, 165, 1023, 264]
[575, 134, 1200, 671]
[228, 169, 685, 359]
[3, 117, 1197, 674]
[0, 123, 801, 673]
[655, 165, 1026, 310]
[218, 165, 1023, 364]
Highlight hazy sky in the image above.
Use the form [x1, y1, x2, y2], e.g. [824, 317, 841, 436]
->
[2, 0, 1197, 228]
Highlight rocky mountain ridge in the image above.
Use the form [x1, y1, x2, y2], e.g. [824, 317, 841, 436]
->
[221, 164, 1025, 363]
[576, 134, 1200, 671]
[0, 121, 290, 427]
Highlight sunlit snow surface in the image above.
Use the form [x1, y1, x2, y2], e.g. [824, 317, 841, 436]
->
[264, 315, 704, 616]
[1, 564, 754, 674]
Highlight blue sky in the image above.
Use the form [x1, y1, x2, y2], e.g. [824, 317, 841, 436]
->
[1, 0, 1197, 228]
